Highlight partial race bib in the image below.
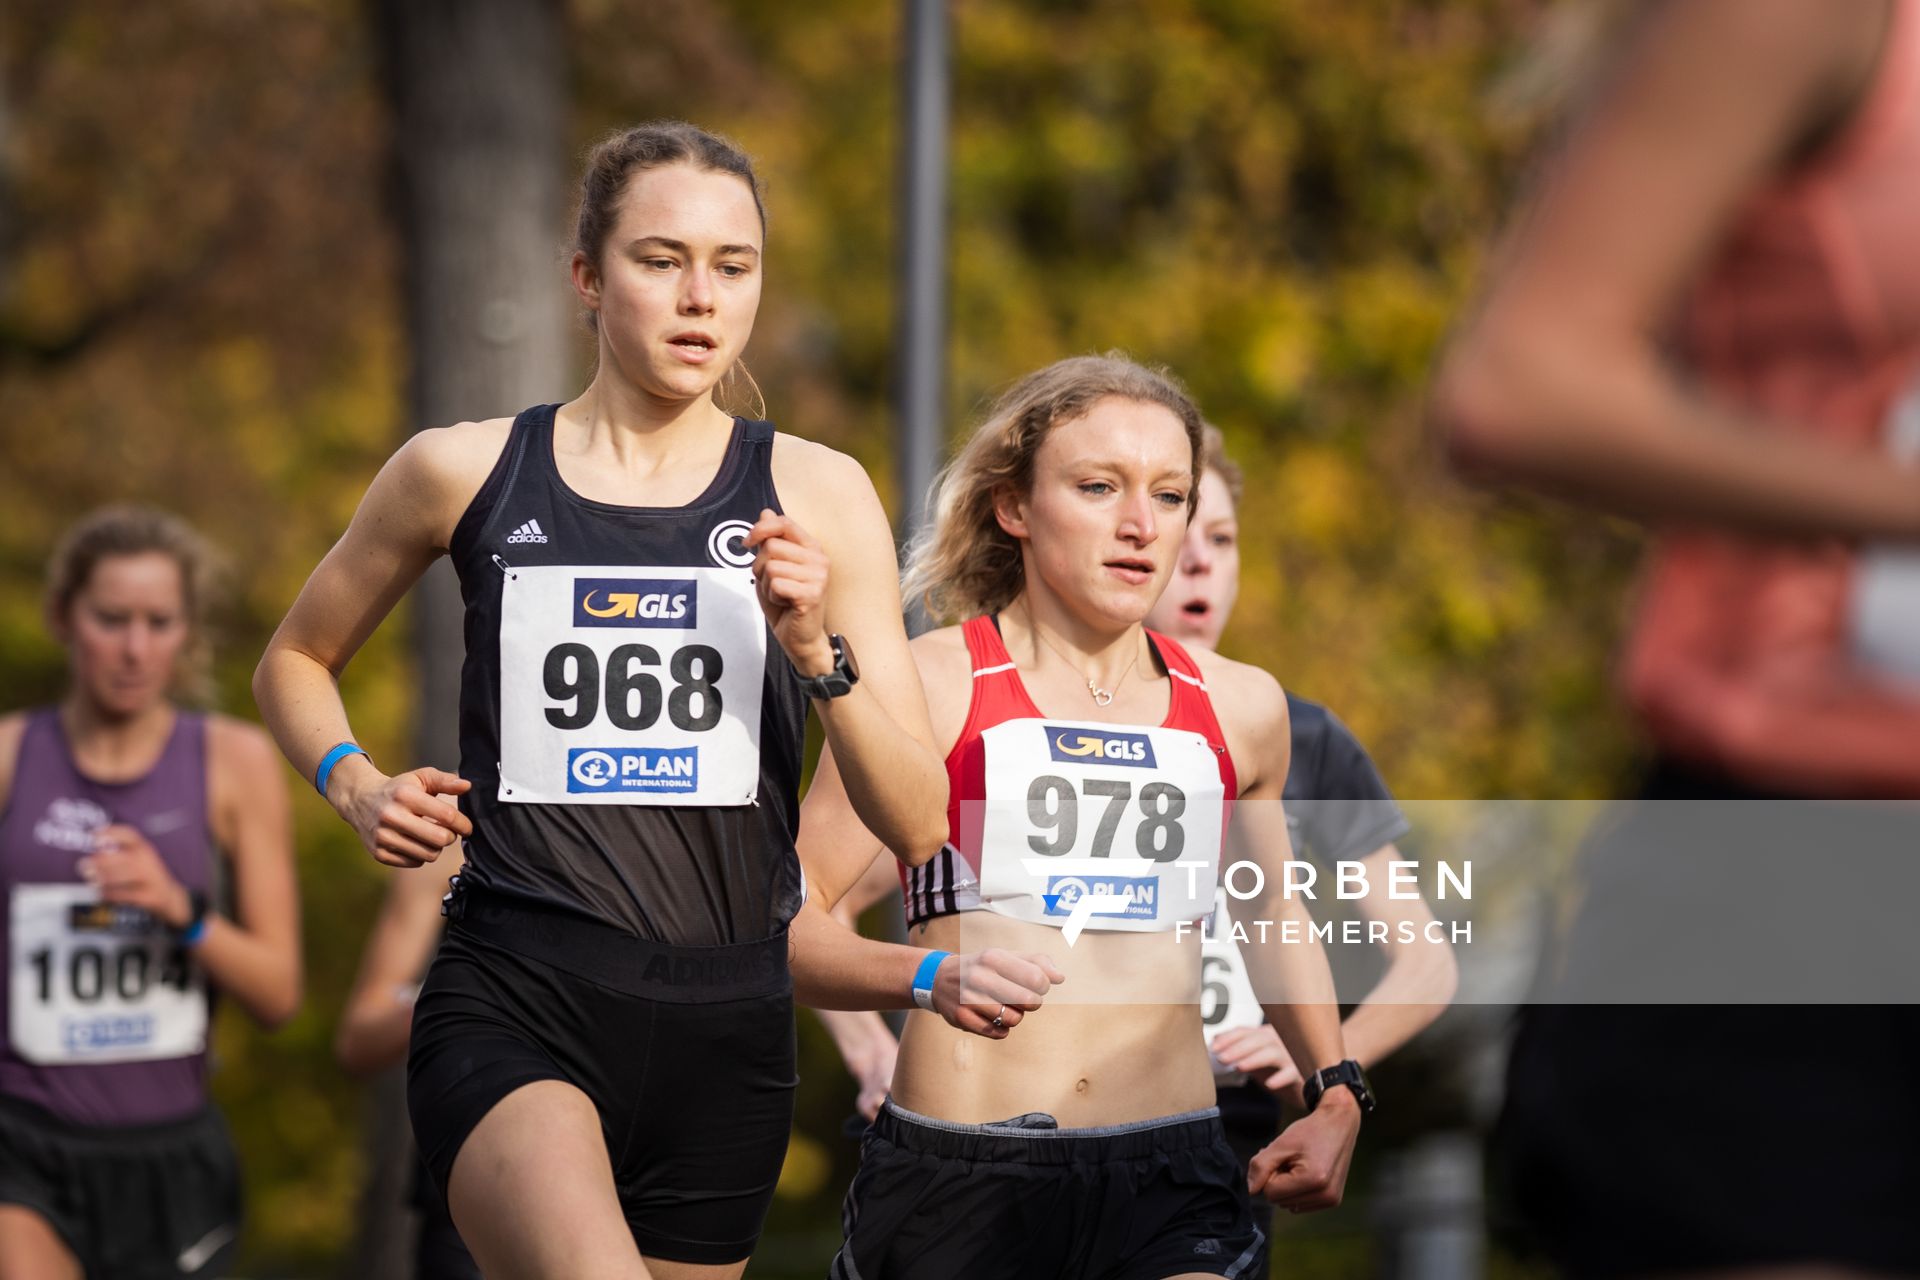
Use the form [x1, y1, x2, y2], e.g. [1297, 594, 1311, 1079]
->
[9, 883, 207, 1065]
[1200, 889, 1265, 1077]
[498, 564, 767, 806]
[975, 718, 1225, 933]
[1853, 381, 1920, 687]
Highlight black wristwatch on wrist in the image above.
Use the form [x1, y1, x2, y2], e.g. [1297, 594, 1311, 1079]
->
[795, 633, 860, 700]
[1302, 1059, 1376, 1115]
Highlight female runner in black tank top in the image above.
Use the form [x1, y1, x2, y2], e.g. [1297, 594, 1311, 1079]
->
[255, 123, 949, 1280]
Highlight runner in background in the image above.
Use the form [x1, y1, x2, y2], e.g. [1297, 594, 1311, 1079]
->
[0, 506, 302, 1279]
[1432, 1, 1920, 1274]
[1145, 427, 1456, 1278]
[336, 852, 479, 1280]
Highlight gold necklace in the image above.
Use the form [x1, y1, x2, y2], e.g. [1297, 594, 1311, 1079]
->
[1031, 626, 1139, 707]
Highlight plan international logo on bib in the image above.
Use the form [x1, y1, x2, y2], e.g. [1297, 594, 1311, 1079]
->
[1045, 726, 1156, 768]
[568, 747, 699, 793]
[572, 578, 698, 628]
[1041, 874, 1159, 921]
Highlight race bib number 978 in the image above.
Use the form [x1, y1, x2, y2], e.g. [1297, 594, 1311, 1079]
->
[497, 565, 767, 806]
[9, 883, 207, 1065]
[975, 719, 1225, 933]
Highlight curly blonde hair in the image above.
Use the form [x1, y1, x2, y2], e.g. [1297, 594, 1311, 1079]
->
[904, 353, 1205, 623]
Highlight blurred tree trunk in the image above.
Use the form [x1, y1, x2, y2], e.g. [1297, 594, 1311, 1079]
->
[353, 3, 571, 1276]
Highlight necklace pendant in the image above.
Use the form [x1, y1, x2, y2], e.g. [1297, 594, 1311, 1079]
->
[1089, 681, 1114, 707]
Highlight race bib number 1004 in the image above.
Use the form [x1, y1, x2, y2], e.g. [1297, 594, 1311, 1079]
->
[497, 565, 767, 806]
[9, 883, 207, 1065]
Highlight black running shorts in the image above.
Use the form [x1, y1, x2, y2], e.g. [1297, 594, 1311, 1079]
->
[831, 1099, 1265, 1280]
[0, 1093, 241, 1279]
[1215, 1081, 1281, 1278]
[1497, 760, 1920, 1278]
[406, 888, 797, 1265]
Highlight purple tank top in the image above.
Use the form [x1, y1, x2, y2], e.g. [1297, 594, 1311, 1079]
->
[0, 708, 215, 1125]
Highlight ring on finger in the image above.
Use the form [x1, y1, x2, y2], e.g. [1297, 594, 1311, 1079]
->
[991, 1004, 1006, 1029]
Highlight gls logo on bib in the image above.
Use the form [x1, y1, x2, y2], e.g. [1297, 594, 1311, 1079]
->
[572, 578, 697, 628]
[1046, 726, 1157, 768]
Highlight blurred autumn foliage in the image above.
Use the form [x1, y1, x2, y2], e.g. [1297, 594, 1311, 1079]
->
[1, 1, 1638, 1274]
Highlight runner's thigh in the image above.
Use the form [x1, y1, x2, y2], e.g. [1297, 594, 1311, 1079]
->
[447, 1079, 646, 1280]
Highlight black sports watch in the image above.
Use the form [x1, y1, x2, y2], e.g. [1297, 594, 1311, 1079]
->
[1302, 1059, 1376, 1115]
[795, 633, 860, 700]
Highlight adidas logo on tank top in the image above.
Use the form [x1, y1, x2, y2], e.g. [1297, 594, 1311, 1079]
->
[506, 519, 549, 544]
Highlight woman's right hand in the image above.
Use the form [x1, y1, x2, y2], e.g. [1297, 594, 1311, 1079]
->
[330, 758, 472, 868]
[930, 949, 1066, 1039]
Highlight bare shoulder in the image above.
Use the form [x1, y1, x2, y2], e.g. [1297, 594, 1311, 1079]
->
[768, 434, 883, 529]
[0, 711, 28, 808]
[768, 431, 870, 486]
[1188, 648, 1289, 750]
[910, 625, 974, 750]
[909, 625, 973, 690]
[398, 417, 515, 500]
[371, 417, 516, 551]
[204, 714, 291, 793]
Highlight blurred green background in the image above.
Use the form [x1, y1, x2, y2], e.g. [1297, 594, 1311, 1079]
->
[0, 1, 1644, 1274]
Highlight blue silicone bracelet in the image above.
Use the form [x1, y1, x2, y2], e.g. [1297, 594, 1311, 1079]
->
[314, 742, 369, 797]
[911, 950, 951, 1011]
[178, 914, 210, 948]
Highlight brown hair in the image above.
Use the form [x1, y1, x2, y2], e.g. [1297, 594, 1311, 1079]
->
[1200, 423, 1244, 507]
[904, 353, 1206, 623]
[46, 506, 221, 703]
[574, 120, 767, 264]
[572, 120, 768, 417]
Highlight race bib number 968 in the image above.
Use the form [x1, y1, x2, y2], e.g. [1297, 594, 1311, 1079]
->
[9, 883, 207, 1065]
[497, 565, 766, 806]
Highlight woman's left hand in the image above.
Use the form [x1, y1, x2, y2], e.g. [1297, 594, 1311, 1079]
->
[1249, 1088, 1362, 1213]
[746, 507, 835, 677]
[80, 824, 192, 929]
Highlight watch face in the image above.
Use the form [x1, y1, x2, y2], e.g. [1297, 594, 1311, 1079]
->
[835, 634, 860, 683]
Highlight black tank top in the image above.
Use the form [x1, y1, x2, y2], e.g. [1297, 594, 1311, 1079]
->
[448, 403, 806, 944]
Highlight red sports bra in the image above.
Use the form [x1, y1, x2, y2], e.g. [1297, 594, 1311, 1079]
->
[902, 615, 1237, 929]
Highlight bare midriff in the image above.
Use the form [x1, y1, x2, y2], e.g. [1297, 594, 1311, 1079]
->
[890, 910, 1216, 1127]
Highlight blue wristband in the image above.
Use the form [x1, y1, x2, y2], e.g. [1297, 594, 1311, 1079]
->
[314, 742, 370, 797]
[178, 914, 210, 948]
[911, 950, 951, 1011]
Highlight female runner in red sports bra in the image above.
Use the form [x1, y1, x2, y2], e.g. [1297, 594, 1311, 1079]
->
[791, 353, 1363, 1280]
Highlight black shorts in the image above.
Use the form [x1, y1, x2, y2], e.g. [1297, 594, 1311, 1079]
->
[831, 1099, 1265, 1280]
[1215, 1081, 1281, 1279]
[0, 1093, 241, 1280]
[1497, 760, 1920, 1277]
[406, 889, 797, 1265]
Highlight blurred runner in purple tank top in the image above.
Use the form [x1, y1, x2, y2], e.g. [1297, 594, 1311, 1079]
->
[0, 507, 301, 1280]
